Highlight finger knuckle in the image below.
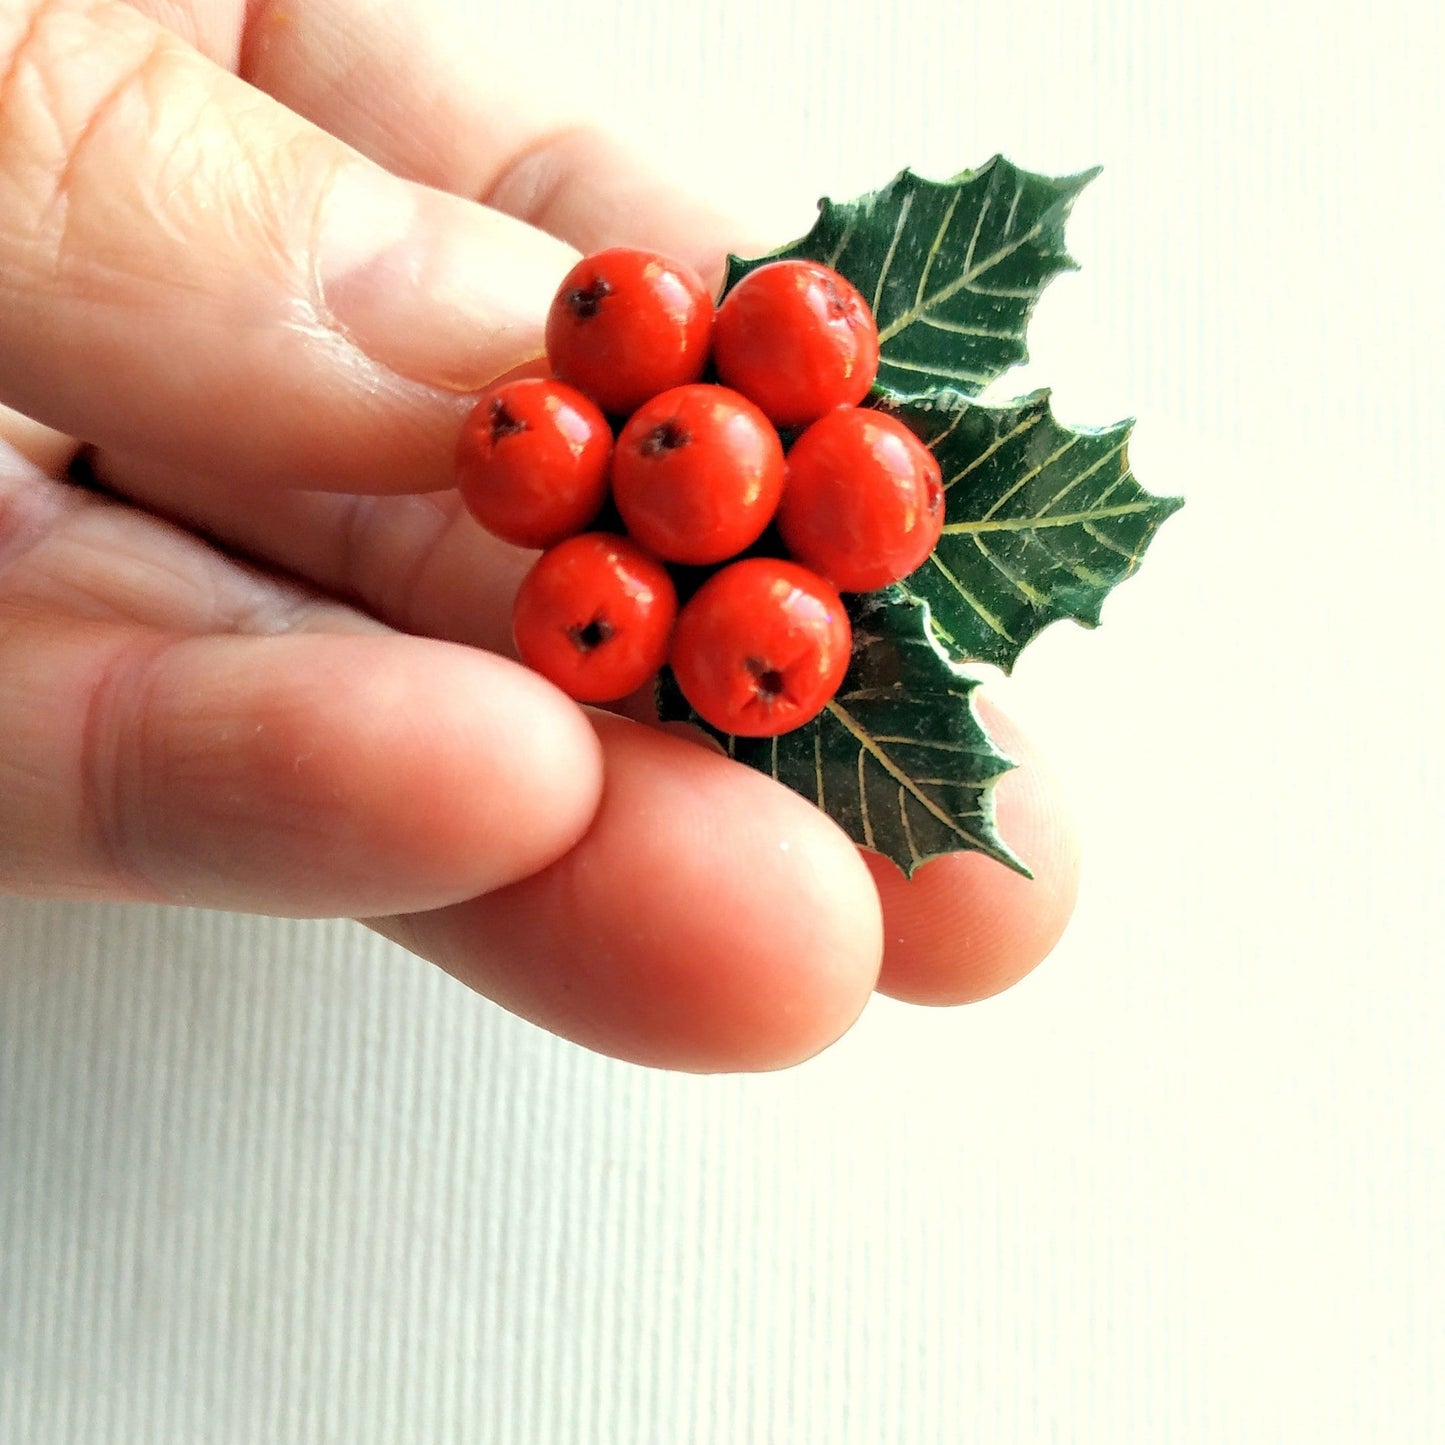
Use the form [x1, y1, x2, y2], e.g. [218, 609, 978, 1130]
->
[1, 1, 181, 227]
[77, 632, 174, 896]
[481, 123, 621, 228]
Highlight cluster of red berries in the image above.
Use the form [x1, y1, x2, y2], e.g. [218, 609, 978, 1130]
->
[455, 247, 945, 737]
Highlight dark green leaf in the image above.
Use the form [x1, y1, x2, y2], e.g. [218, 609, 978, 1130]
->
[690, 158, 1182, 875]
[657, 592, 1026, 877]
[877, 389, 1184, 672]
[724, 156, 1098, 399]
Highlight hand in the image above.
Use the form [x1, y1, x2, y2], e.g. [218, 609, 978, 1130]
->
[0, 0, 1078, 1070]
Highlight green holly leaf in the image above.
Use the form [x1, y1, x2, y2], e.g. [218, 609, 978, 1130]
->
[682, 158, 1182, 875]
[724, 156, 1098, 399]
[657, 592, 1026, 877]
[876, 389, 1184, 671]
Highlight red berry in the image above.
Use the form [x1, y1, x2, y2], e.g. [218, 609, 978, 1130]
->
[545, 247, 714, 416]
[455, 378, 612, 549]
[512, 534, 677, 703]
[670, 559, 852, 738]
[712, 260, 880, 428]
[612, 384, 786, 565]
[778, 408, 945, 592]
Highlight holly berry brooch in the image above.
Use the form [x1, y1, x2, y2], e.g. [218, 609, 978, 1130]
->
[456, 158, 1182, 877]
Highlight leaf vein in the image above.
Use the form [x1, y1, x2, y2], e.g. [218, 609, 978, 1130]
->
[972, 534, 1049, 604]
[943, 499, 1162, 534]
[980, 434, 1081, 520]
[1004, 177, 1024, 235]
[914, 190, 962, 311]
[872, 190, 914, 317]
[883, 355, 996, 386]
[878, 209, 1053, 343]
[1028, 530, 1112, 586]
[944, 411, 1044, 491]
[927, 552, 1014, 640]
[828, 702, 994, 852]
[856, 747, 875, 850]
[1034, 439, 1129, 517]
[1081, 519, 1134, 560]
[916, 315, 1025, 340]
[825, 212, 858, 270]
[898, 787, 922, 865]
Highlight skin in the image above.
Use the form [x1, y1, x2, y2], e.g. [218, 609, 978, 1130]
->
[0, 0, 1079, 1071]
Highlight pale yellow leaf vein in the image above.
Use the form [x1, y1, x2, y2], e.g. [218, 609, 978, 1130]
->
[856, 747, 875, 849]
[1034, 439, 1129, 518]
[872, 190, 914, 317]
[943, 499, 1160, 534]
[926, 400, 971, 453]
[981, 433, 1081, 520]
[1003, 178, 1024, 235]
[828, 703, 993, 852]
[945, 411, 1043, 491]
[869, 740, 1011, 780]
[917, 315, 1025, 339]
[914, 190, 962, 310]
[879, 209, 1052, 343]
[927, 552, 1013, 639]
[882, 355, 994, 386]
[971, 534, 1048, 604]
[1027, 531, 1112, 586]
[825, 212, 858, 270]
[960, 282, 1044, 299]
[1081, 520, 1134, 560]
[960, 189, 993, 281]
[898, 787, 922, 866]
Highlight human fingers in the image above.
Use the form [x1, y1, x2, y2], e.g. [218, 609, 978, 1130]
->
[864, 701, 1081, 1005]
[55, 2, 1079, 1014]
[3, 443, 884, 1069]
[0, 445, 602, 914]
[155, 0, 762, 285]
[56, 442, 1079, 1017]
[77, 147, 1079, 1012]
[90, 451, 527, 656]
[127, 0, 756, 277]
[0, 402, 76, 474]
[373, 711, 885, 1074]
[85, 128, 770, 654]
[0, 0, 571, 494]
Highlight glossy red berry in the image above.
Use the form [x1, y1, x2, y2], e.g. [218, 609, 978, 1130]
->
[455, 377, 612, 549]
[512, 533, 677, 703]
[778, 408, 945, 592]
[612, 384, 786, 565]
[670, 559, 852, 738]
[545, 247, 714, 416]
[712, 259, 880, 428]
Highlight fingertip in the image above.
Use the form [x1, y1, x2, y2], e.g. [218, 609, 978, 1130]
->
[296, 637, 610, 909]
[481, 127, 765, 293]
[437, 653, 608, 887]
[0, 404, 77, 476]
[129, 633, 606, 916]
[868, 700, 1081, 1006]
[536, 713, 887, 1072]
[402, 712, 884, 1073]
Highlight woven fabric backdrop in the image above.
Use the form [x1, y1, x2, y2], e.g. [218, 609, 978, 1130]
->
[3, 0, 1442, 1440]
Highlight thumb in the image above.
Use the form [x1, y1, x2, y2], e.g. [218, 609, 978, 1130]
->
[0, 0, 572, 494]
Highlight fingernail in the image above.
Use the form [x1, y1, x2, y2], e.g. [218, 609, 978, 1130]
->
[316, 163, 572, 393]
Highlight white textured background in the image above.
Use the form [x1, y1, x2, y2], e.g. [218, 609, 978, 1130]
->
[3, 0, 1443, 1440]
